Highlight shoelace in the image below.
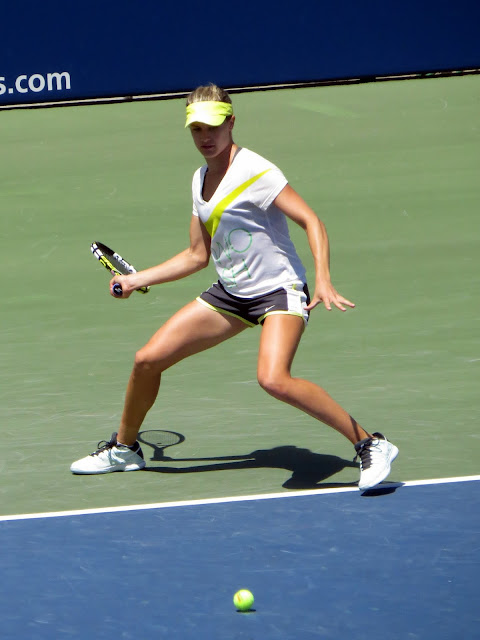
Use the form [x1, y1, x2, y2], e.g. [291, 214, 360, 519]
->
[353, 438, 375, 470]
[91, 434, 117, 456]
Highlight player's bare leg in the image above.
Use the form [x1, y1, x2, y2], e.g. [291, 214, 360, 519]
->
[257, 314, 371, 444]
[70, 302, 246, 474]
[257, 314, 399, 489]
[118, 301, 247, 445]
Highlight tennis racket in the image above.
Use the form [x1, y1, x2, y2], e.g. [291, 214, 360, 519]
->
[91, 241, 149, 297]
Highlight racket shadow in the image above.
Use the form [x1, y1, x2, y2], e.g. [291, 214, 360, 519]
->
[138, 430, 186, 462]
[138, 431, 360, 489]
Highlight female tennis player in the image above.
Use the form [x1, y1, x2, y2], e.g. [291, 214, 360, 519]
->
[71, 84, 398, 490]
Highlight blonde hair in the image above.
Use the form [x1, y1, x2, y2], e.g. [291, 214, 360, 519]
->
[186, 84, 232, 106]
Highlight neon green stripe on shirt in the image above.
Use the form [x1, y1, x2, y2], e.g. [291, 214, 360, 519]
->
[204, 169, 271, 238]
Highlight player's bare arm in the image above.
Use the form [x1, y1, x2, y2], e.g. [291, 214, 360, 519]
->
[110, 215, 211, 297]
[273, 184, 355, 312]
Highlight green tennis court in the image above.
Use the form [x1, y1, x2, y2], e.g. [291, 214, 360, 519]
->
[1, 75, 478, 516]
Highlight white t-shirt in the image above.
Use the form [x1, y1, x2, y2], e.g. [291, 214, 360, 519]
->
[192, 147, 307, 297]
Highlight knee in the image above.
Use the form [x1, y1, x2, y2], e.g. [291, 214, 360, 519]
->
[133, 346, 163, 374]
[257, 370, 291, 401]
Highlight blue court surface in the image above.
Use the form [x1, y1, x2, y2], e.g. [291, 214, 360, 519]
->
[1, 478, 478, 640]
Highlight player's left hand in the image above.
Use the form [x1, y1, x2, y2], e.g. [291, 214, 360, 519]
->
[305, 282, 355, 312]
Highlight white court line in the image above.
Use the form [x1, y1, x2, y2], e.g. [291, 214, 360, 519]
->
[1, 475, 479, 523]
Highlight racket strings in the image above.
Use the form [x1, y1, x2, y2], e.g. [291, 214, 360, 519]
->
[107, 255, 132, 275]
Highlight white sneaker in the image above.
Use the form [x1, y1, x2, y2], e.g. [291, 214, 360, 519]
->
[70, 432, 146, 474]
[354, 432, 399, 491]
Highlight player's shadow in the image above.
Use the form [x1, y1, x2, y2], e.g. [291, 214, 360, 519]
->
[138, 429, 359, 489]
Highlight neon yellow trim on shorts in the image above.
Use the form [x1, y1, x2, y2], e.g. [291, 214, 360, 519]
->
[204, 169, 271, 238]
[195, 297, 255, 327]
[258, 310, 308, 325]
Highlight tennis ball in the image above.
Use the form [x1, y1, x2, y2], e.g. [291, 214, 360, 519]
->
[233, 589, 254, 611]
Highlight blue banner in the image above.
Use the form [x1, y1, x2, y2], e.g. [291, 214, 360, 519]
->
[1, 0, 479, 106]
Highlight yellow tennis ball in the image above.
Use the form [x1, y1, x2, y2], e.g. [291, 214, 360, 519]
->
[233, 589, 254, 612]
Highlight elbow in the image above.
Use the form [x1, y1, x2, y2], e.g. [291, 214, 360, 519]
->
[191, 250, 210, 271]
[307, 216, 326, 236]
[197, 256, 210, 270]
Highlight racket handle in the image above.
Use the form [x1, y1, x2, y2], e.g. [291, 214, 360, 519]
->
[112, 283, 123, 297]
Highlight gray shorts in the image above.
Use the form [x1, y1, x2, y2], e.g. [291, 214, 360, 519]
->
[197, 281, 310, 327]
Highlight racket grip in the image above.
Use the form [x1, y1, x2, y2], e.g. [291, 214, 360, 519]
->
[112, 283, 123, 297]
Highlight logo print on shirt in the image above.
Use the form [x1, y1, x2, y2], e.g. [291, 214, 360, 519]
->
[211, 227, 253, 286]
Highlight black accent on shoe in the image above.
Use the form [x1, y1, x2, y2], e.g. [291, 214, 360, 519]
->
[127, 441, 144, 459]
[116, 439, 144, 459]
